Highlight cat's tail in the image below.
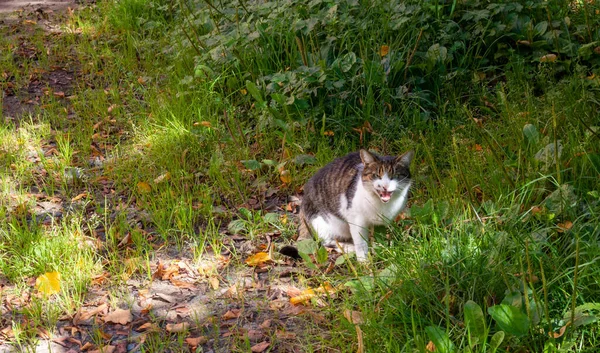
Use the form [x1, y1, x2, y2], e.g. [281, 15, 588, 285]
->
[279, 209, 311, 260]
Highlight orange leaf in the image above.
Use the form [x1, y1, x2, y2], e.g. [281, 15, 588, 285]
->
[71, 192, 88, 202]
[193, 121, 212, 128]
[185, 336, 208, 347]
[426, 340, 436, 352]
[245, 252, 271, 267]
[379, 45, 390, 57]
[557, 221, 573, 232]
[280, 170, 292, 184]
[323, 130, 334, 136]
[137, 181, 152, 193]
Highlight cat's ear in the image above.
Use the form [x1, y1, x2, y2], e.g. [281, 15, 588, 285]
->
[360, 149, 377, 165]
[395, 150, 414, 167]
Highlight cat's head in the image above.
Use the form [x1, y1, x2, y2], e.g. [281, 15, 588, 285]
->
[360, 149, 413, 203]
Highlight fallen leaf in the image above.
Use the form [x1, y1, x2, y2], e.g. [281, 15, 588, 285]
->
[166, 322, 190, 333]
[379, 45, 390, 57]
[251, 341, 270, 353]
[137, 76, 146, 85]
[276, 330, 296, 340]
[540, 53, 557, 62]
[53, 91, 65, 98]
[557, 220, 573, 232]
[193, 121, 212, 128]
[36, 271, 61, 296]
[185, 336, 208, 347]
[71, 192, 88, 202]
[245, 252, 271, 267]
[209, 276, 220, 290]
[89, 346, 115, 353]
[103, 308, 133, 325]
[222, 309, 241, 320]
[153, 172, 171, 184]
[551, 324, 568, 338]
[290, 283, 336, 305]
[356, 325, 364, 353]
[136, 182, 152, 193]
[279, 170, 292, 184]
[74, 303, 108, 323]
[323, 130, 334, 136]
[170, 278, 196, 289]
[426, 340, 436, 352]
[136, 322, 159, 332]
[344, 310, 364, 325]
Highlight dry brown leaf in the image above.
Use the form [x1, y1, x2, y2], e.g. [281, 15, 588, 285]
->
[540, 53, 557, 62]
[103, 308, 133, 325]
[551, 324, 568, 338]
[185, 336, 208, 347]
[356, 325, 364, 353]
[137, 77, 146, 85]
[557, 220, 573, 232]
[275, 330, 296, 340]
[209, 276, 220, 290]
[53, 91, 65, 98]
[170, 278, 196, 289]
[250, 341, 270, 353]
[88, 346, 115, 353]
[75, 303, 108, 323]
[344, 310, 364, 325]
[259, 319, 272, 329]
[165, 322, 190, 333]
[426, 340, 436, 352]
[222, 309, 242, 320]
[245, 252, 271, 267]
[136, 322, 159, 332]
[81, 342, 95, 351]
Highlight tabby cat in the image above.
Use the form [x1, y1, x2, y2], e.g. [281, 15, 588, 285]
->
[282, 149, 413, 262]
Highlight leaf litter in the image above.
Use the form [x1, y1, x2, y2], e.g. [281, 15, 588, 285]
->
[0, 4, 350, 353]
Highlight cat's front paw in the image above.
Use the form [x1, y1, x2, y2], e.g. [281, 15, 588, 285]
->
[355, 251, 369, 262]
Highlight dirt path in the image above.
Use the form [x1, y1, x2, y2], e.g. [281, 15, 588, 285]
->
[0, 0, 77, 14]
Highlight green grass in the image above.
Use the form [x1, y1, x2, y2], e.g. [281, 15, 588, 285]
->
[1, 0, 600, 351]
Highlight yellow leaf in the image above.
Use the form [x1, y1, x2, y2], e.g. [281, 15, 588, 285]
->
[290, 283, 336, 305]
[280, 170, 292, 184]
[137, 181, 152, 193]
[240, 89, 248, 95]
[323, 130, 334, 136]
[540, 54, 557, 62]
[245, 252, 271, 266]
[36, 271, 61, 296]
[209, 276, 220, 290]
[379, 45, 390, 57]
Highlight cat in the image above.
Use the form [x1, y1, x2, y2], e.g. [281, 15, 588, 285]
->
[281, 149, 413, 262]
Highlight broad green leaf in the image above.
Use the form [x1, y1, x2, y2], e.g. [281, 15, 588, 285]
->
[464, 300, 486, 345]
[294, 154, 317, 165]
[489, 331, 505, 353]
[263, 213, 279, 225]
[345, 276, 374, 293]
[501, 291, 522, 308]
[335, 255, 347, 265]
[488, 304, 530, 337]
[297, 239, 318, 254]
[298, 251, 318, 270]
[241, 159, 261, 170]
[534, 21, 548, 35]
[316, 246, 328, 264]
[227, 219, 247, 234]
[261, 159, 277, 166]
[245, 80, 265, 106]
[424, 326, 455, 353]
[523, 124, 539, 144]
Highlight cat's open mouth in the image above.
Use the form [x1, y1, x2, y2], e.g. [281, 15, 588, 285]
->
[378, 191, 393, 203]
